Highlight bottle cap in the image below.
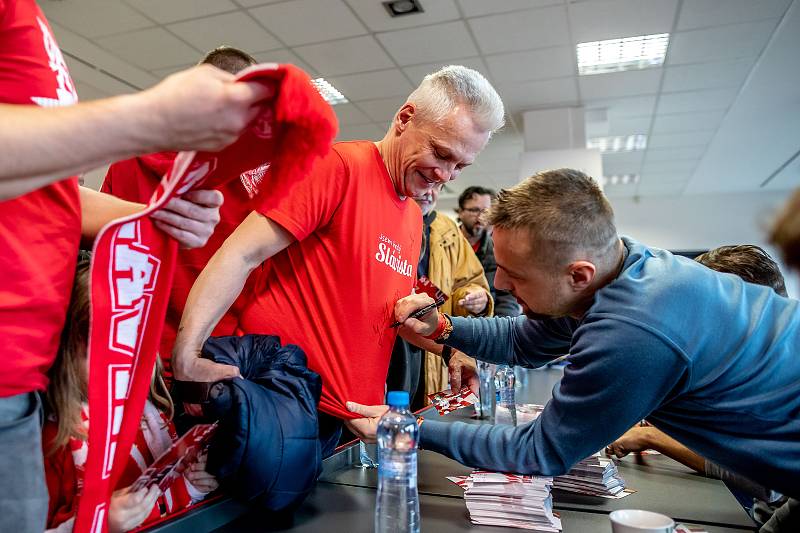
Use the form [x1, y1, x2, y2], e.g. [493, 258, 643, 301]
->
[386, 391, 410, 407]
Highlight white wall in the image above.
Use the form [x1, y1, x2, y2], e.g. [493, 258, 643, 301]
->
[609, 189, 799, 297]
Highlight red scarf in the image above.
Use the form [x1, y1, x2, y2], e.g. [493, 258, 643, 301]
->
[76, 64, 337, 533]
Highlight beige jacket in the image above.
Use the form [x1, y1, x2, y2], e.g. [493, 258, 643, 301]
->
[423, 213, 493, 397]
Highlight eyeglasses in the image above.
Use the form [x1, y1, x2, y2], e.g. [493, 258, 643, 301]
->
[460, 207, 489, 214]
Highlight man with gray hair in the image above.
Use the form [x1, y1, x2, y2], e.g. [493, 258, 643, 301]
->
[375, 168, 800, 500]
[172, 65, 504, 453]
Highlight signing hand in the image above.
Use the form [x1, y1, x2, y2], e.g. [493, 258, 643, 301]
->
[185, 452, 219, 494]
[150, 189, 223, 249]
[394, 293, 439, 336]
[605, 426, 654, 459]
[346, 402, 390, 443]
[448, 350, 479, 395]
[108, 485, 160, 533]
[458, 289, 488, 315]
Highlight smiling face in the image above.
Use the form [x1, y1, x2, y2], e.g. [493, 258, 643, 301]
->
[389, 103, 490, 200]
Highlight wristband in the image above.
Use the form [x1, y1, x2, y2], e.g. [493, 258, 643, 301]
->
[424, 313, 447, 340]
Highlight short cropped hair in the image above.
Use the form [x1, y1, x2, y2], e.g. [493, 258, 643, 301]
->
[200, 46, 256, 75]
[490, 169, 617, 266]
[695, 245, 787, 297]
[458, 186, 496, 209]
[407, 65, 505, 134]
[770, 189, 800, 271]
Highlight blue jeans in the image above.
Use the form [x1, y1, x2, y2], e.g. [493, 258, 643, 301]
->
[0, 392, 47, 533]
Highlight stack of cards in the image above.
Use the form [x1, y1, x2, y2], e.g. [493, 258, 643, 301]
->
[513, 404, 633, 499]
[448, 471, 562, 531]
[427, 386, 479, 415]
[553, 453, 632, 498]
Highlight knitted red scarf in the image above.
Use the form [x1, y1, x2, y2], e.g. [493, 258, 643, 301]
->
[76, 64, 337, 533]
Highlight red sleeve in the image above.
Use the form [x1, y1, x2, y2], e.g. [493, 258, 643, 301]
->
[42, 429, 79, 529]
[99, 164, 114, 194]
[254, 147, 348, 242]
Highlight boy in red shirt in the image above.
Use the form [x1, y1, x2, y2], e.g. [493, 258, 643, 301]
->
[101, 47, 261, 378]
[173, 66, 505, 452]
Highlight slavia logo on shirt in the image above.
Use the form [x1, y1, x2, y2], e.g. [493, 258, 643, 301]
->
[375, 233, 413, 278]
[103, 220, 160, 478]
[31, 17, 78, 108]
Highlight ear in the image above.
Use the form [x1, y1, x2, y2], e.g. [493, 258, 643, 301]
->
[394, 103, 416, 133]
[568, 261, 596, 291]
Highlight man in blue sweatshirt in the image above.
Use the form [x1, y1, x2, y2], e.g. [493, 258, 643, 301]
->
[349, 168, 800, 499]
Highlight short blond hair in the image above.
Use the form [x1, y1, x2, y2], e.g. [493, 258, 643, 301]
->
[491, 168, 618, 266]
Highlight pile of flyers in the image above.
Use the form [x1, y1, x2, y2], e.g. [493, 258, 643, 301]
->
[553, 453, 632, 498]
[448, 471, 562, 531]
[514, 405, 633, 499]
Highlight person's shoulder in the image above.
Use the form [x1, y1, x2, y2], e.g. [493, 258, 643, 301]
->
[331, 140, 379, 163]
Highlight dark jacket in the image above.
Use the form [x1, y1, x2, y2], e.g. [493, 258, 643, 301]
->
[473, 230, 521, 317]
[201, 335, 322, 512]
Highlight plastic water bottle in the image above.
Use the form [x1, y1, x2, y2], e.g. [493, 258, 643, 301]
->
[375, 391, 420, 533]
[494, 365, 517, 426]
[477, 360, 496, 419]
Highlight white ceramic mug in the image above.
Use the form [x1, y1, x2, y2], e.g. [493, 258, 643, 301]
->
[609, 509, 675, 533]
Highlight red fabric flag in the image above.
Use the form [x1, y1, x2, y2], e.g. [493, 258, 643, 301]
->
[75, 63, 337, 533]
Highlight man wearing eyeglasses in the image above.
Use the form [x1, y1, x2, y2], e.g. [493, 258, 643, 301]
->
[457, 186, 521, 317]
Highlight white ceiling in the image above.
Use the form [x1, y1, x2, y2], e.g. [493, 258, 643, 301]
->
[44, 0, 799, 199]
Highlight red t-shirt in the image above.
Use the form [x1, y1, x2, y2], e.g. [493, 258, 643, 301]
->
[101, 154, 257, 375]
[0, 0, 81, 396]
[237, 141, 422, 419]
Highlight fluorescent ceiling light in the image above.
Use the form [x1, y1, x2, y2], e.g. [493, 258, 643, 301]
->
[599, 174, 640, 187]
[311, 78, 348, 105]
[577, 33, 669, 76]
[587, 134, 647, 153]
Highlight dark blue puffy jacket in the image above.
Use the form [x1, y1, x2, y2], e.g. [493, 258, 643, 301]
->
[200, 335, 322, 511]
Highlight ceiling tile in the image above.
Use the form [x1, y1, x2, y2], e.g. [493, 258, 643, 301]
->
[402, 57, 488, 85]
[327, 69, 413, 102]
[294, 36, 394, 76]
[336, 123, 385, 141]
[656, 88, 738, 114]
[95, 27, 200, 70]
[569, 0, 678, 43]
[235, 0, 285, 6]
[41, 0, 154, 39]
[124, 0, 238, 23]
[585, 95, 657, 117]
[150, 64, 194, 80]
[468, 5, 570, 55]
[603, 184, 637, 197]
[651, 110, 726, 134]
[647, 130, 716, 149]
[661, 58, 755, 92]
[676, 0, 792, 31]
[579, 68, 662, 100]
[498, 77, 579, 112]
[667, 20, 778, 65]
[459, 0, 561, 18]
[358, 96, 407, 123]
[333, 103, 373, 125]
[641, 158, 700, 174]
[645, 146, 708, 161]
[249, 0, 367, 46]
[377, 21, 478, 66]
[48, 22, 159, 89]
[607, 115, 652, 136]
[167, 12, 282, 54]
[253, 49, 316, 75]
[637, 181, 687, 195]
[74, 81, 110, 101]
[602, 151, 645, 174]
[346, 0, 460, 31]
[485, 46, 575, 84]
[66, 57, 136, 96]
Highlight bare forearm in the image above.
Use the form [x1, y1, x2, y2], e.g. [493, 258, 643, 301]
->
[79, 187, 143, 247]
[0, 97, 157, 199]
[644, 428, 706, 473]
